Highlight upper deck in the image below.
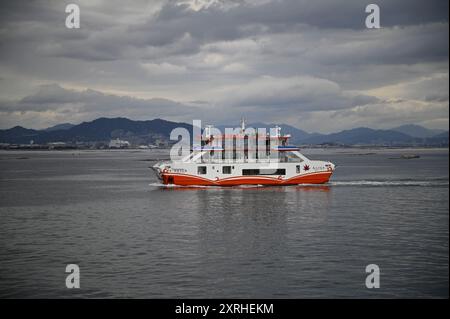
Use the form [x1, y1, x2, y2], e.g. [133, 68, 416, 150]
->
[180, 121, 307, 164]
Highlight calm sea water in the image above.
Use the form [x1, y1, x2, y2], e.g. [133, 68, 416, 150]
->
[0, 148, 448, 298]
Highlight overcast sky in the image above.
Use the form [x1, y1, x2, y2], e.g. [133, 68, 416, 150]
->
[0, 0, 448, 132]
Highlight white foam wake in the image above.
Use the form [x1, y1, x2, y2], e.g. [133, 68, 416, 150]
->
[148, 183, 266, 189]
[148, 183, 220, 188]
[148, 180, 449, 188]
[328, 180, 449, 186]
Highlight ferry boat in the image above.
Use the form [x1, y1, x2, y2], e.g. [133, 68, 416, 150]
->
[152, 121, 335, 186]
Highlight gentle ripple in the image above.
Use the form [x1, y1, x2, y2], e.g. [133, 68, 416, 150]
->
[0, 148, 448, 298]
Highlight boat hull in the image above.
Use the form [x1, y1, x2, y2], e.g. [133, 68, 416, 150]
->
[161, 171, 333, 186]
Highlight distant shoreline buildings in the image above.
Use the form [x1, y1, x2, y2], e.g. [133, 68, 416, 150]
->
[108, 138, 130, 149]
[0, 138, 172, 150]
[0, 117, 448, 150]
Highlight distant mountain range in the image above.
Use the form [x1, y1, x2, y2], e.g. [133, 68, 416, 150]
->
[219, 122, 448, 146]
[44, 123, 76, 132]
[0, 117, 448, 146]
[390, 124, 445, 138]
[0, 118, 192, 146]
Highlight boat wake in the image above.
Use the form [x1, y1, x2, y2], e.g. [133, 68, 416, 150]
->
[149, 182, 208, 188]
[328, 179, 449, 187]
[149, 179, 448, 189]
[149, 183, 266, 189]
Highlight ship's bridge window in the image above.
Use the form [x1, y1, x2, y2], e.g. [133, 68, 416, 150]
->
[288, 152, 303, 163]
[198, 166, 207, 174]
[222, 166, 232, 174]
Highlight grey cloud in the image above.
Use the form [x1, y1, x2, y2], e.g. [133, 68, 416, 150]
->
[406, 74, 449, 102]
[334, 99, 449, 129]
[220, 76, 380, 111]
[148, 0, 448, 42]
[303, 23, 449, 66]
[69, 0, 449, 61]
[0, 78, 380, 128]
[1, 0, 448, 62]
[0, 0, 448, 132]
[0, 84, 199, 119]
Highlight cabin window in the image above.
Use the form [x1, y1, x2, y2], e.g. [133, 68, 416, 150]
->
[296, 165, 300, 173]
[242, 169, 286, 176]
[260, 168, 286, 175]
[198, 166, 207, 174]
[242, 169, 260, 175]
[222, 166, 232, 174]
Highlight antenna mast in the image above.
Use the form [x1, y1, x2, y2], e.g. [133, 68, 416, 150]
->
[240, 117, 246, 133]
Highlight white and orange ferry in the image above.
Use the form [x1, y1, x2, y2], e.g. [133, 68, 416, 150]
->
[152, 121, 335, 186]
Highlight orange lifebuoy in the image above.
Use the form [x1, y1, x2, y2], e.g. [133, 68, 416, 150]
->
[162, 168, 168, 174]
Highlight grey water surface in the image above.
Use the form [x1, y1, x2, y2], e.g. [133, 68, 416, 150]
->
[0, 148, 448, 298]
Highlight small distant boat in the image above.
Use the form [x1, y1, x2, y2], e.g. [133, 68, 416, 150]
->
[152, 120, 335, 186]
[401, 154, 420, 159]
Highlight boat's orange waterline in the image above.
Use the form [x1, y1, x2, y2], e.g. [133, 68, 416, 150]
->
[162, 171, 333, 186]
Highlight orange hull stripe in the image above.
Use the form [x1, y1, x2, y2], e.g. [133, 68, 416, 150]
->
[162, 171, 333, 186]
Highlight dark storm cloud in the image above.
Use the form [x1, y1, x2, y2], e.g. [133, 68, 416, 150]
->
[132, 0, 449, 49]
[1, 0, 447, 62]
[301, 23, 449, 66]
[0, 0, 448, 131]
[68, 0, 447, 61]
